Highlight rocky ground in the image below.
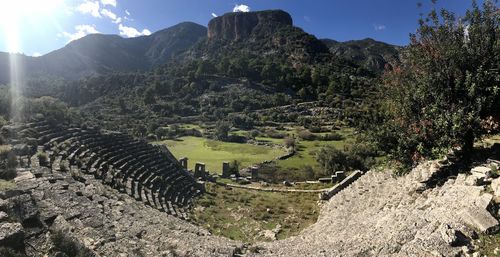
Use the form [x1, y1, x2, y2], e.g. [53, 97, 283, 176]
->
[250, 158, 500, 257]
[1, 151, 499, 256]
[0, 166, 242, 257]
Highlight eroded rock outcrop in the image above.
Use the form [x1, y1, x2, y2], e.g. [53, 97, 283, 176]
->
[207, 10, 292, 41]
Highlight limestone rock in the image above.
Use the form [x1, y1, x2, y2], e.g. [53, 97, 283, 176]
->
[208, 10, 292, 41]
[459, 208, 498, 233]
[0, 222, 24, 249]
[8, 194, 39, 224]
[492, 178, 500, 197]
[0, 211, 8, 222]
[465, 175, 480, 186]
[471, 166, 492, 179]
[51, 215, 72, 234]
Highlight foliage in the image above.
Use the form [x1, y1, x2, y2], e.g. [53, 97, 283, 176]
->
[297, 130, 316, 141]
[316, 140, 377, 174]
[214, 120, 231, 141]
[371, 1, 500, 168]
[191, 182, 319, 242]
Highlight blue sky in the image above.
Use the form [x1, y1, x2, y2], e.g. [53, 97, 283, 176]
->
[0, 0, 482, 56]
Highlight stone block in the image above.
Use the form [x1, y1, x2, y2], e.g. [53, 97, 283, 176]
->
[0, 222, 24, 249]
[459, 207, 498, 233]
[491, 178, 500, 197]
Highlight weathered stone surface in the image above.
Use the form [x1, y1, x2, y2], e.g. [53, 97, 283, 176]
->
[248, 161, 498, 257]
[492, 178, 500, 197]
[0, 211, 8, 222]
[465, 175, 480, 186]
[459, 208, 498, 233]
[12, 144, 30, 156]
[208, 10, 292, 41]
[8, 194, 39, 224]
[0, 222, 24, 249]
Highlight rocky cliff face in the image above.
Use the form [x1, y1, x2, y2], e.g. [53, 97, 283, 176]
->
[207, 10, 293, 41]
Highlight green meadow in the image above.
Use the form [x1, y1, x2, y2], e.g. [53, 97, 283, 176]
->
[154, 136, 287, 173]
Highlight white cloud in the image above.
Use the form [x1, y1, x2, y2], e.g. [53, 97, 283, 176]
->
[62, 24, 100, 42]
[125, 9, 130, 16]
[373, 24, 386, 31]
[101, 0, 116, 7]
[118, 24, 151, 38]
[304, 16, 311, 22]
[77, 0, 101, 18]
[32, 52, 42, 57]
[101, 8, 121, 23]
[211, 12, 218, 18]
[233, 4, 250, 12]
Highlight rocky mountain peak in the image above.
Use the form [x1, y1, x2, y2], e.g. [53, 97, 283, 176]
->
[207, 10, 293, 41]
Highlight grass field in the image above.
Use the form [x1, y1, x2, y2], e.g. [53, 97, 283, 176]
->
[191, 182, 320, 242]
[154, 136, 287, 173]
[277, 128, 355, 169]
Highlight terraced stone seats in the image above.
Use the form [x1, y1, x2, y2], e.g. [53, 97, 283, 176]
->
[19, 121, 202, 218]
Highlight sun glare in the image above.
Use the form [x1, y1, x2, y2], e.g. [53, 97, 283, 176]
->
[0, 0, 64, 52]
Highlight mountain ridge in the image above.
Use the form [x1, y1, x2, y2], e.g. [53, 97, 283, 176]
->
[0, 10, 399, 83]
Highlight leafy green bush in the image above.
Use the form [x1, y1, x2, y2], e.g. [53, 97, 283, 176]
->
[298, 130, 316, 141]
[322, 132, 344, 141]
[371, 1, 500, 169]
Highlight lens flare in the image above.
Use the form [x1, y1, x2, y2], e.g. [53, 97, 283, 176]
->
[0, 0, 64, 121]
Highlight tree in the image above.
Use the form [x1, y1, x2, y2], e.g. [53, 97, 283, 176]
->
[143, 87, 156, 104]
[214, 121, 231, 141]
[375, 1, 500, 168]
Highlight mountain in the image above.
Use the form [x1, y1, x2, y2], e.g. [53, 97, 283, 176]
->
[201, 10, 332, 66]
[0, 22, 206, 82]
[207, 10, 293, 41]
[321, 38, 400, 73]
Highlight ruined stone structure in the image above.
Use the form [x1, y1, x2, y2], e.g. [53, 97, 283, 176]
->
[221, 161, 230, 178]
[194, 162, 207, 179]
[15, 120, 202, 218]
[179, 157, 188, 170]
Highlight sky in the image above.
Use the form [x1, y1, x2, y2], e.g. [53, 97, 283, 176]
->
[0, 0, 485, 56]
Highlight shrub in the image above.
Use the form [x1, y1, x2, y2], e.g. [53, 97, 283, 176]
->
[373, 1, 500, 168]
[0, 169, 17, 180]
[322, 132, 344, 141]
[37, 152, 48, 166]
[265, 129, 286, 139]
[298, 130, 316, 141]
[284, 137, 296, 149]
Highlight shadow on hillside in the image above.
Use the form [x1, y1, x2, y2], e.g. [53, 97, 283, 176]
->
[421, 143, 500, 190]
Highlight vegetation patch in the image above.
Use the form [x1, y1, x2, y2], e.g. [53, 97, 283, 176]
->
[191, 182, 320, 242]
[477, 233, 500, 256]
[277, 128, 355, 170]
[0, 179, 16, 191]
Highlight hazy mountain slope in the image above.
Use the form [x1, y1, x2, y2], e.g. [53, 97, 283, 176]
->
[322, 38, 400, 73]
[0, 22, 207, 80]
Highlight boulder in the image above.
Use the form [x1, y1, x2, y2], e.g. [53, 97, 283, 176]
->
[0, 211, 8, 222]
[471, 166, 492, 179]
[464, 175, 478, 186]
[492, 178, 500, 197]
[8, 194, 40, 225]
[459, 208, 498, 233]
[0, 222, 24, 249]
